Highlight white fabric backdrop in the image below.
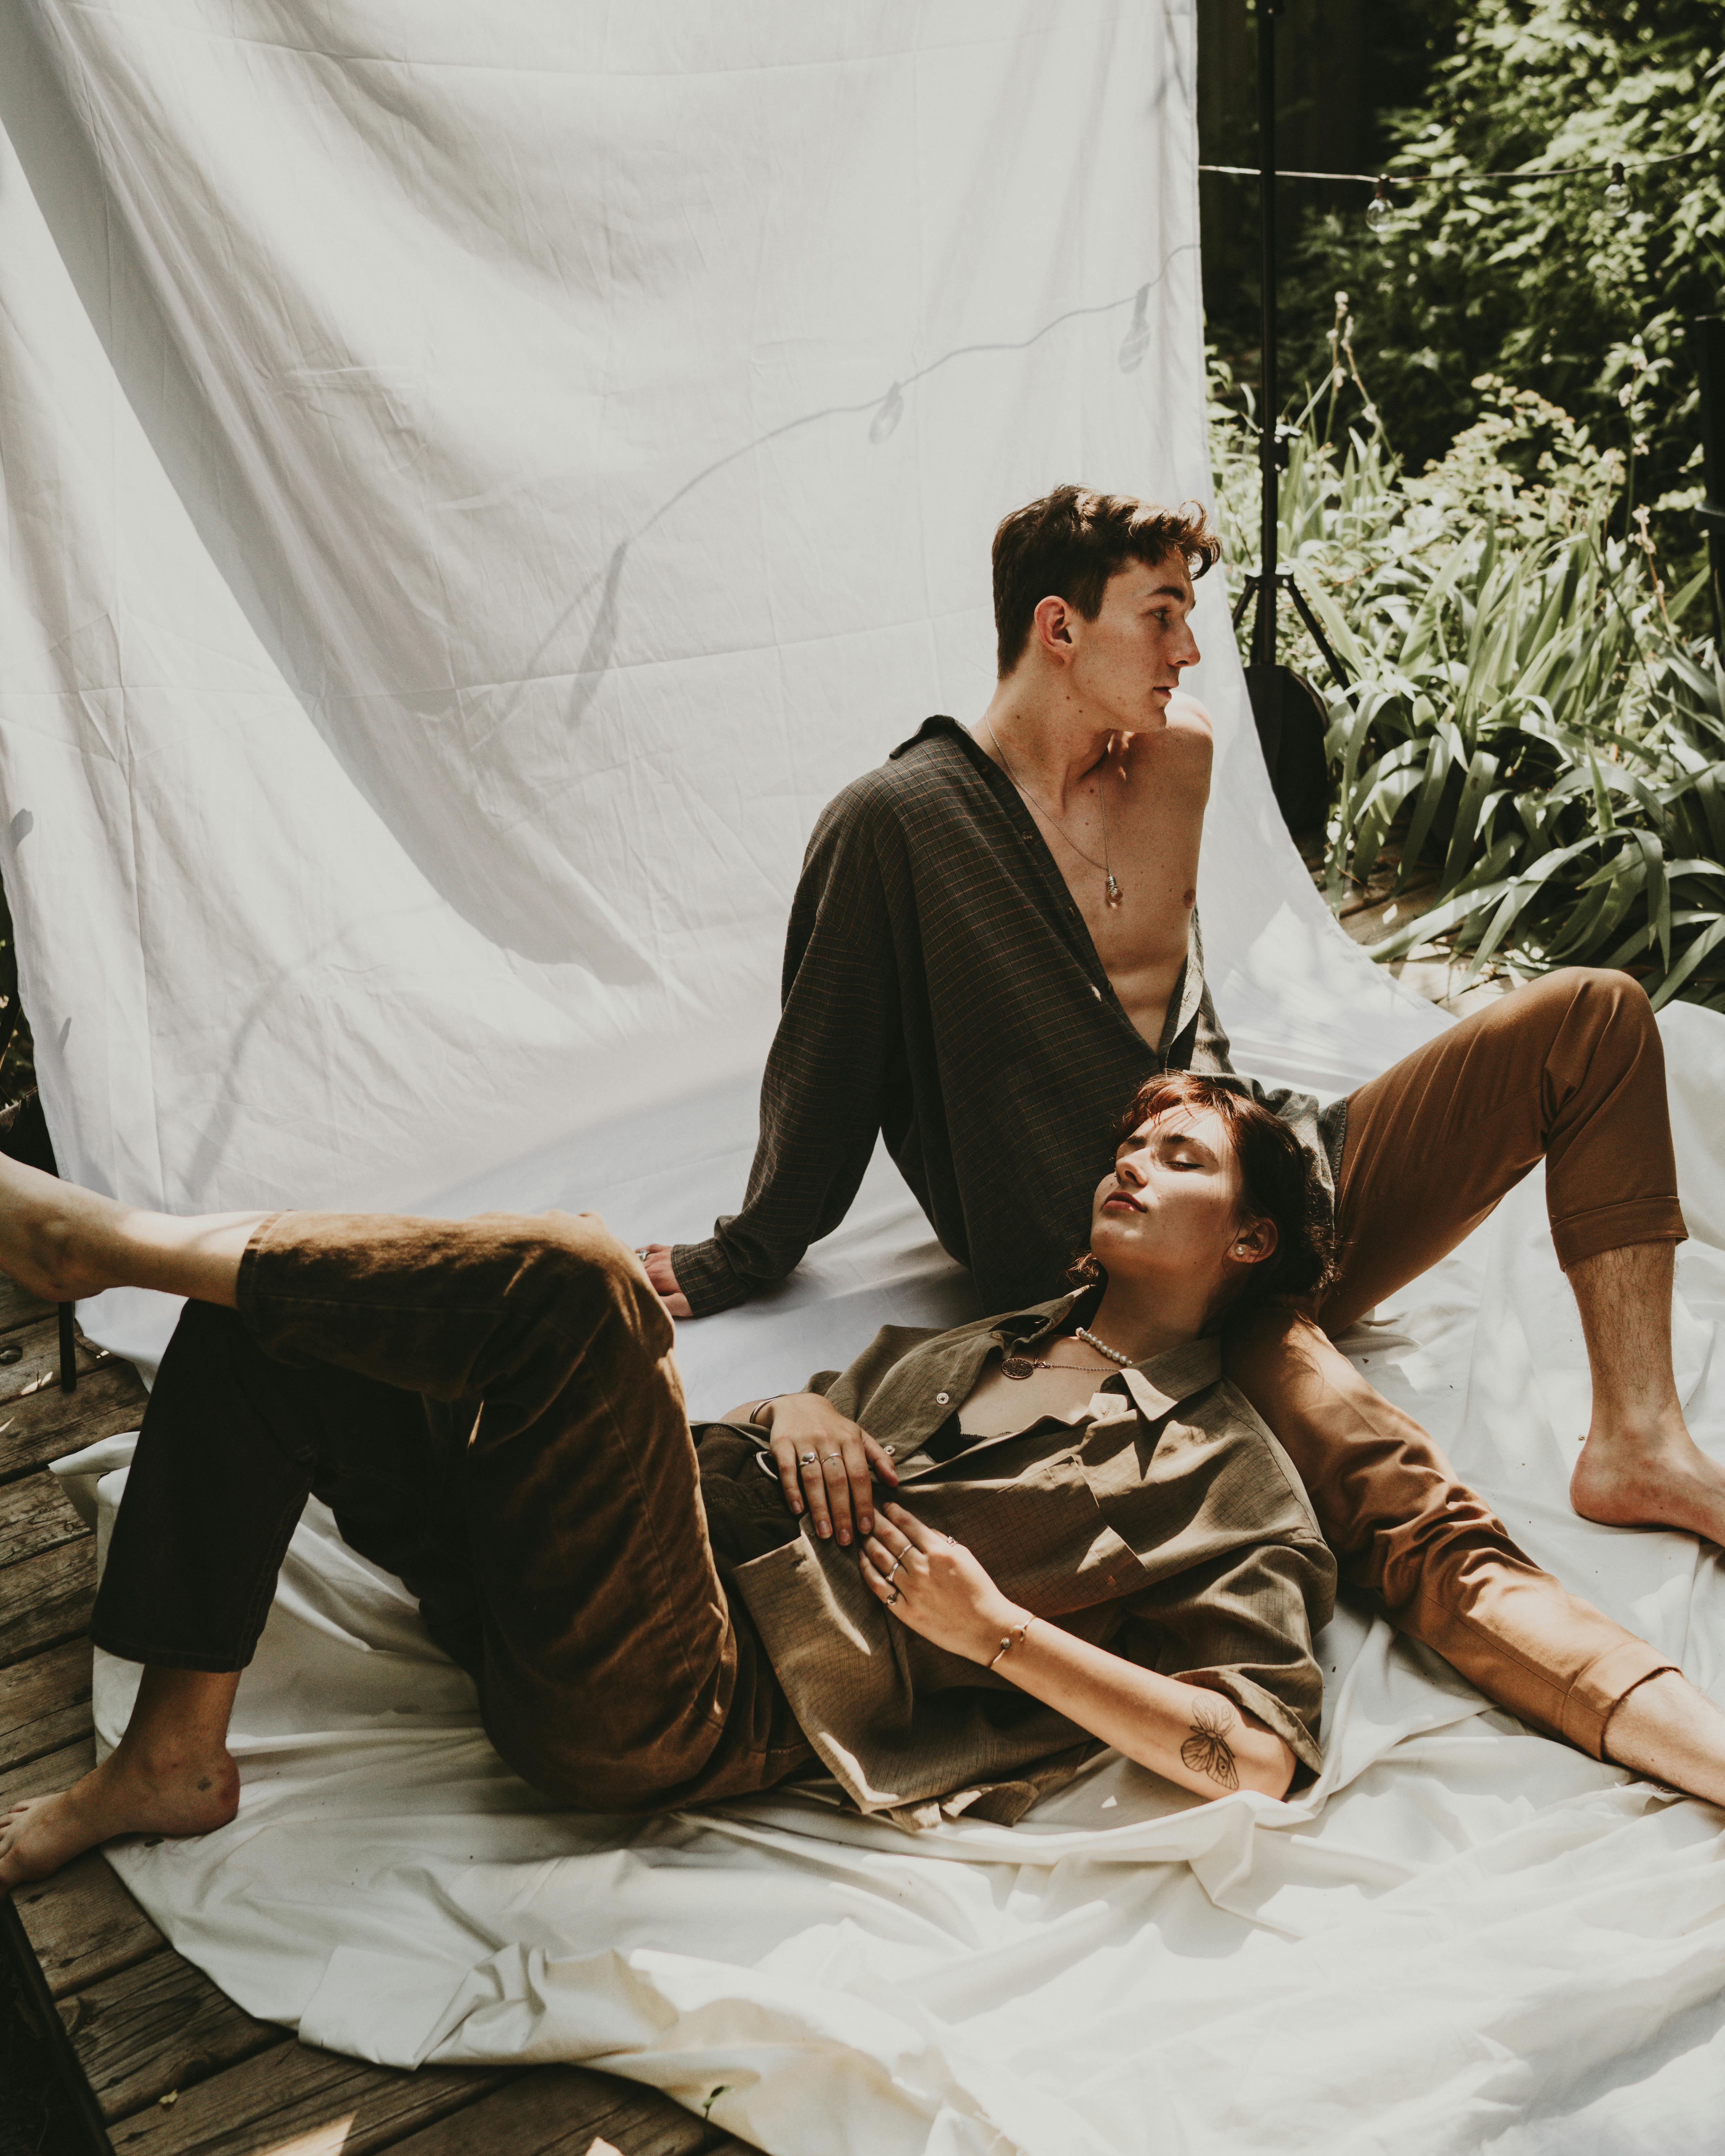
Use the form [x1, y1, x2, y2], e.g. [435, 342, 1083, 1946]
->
[9, 3, 1725, 2150]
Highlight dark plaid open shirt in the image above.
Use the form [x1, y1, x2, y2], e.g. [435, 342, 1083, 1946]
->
[674, 718, 1348, 1317]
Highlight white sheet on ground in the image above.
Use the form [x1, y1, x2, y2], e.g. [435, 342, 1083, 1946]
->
[8, 2, 1725, 2150]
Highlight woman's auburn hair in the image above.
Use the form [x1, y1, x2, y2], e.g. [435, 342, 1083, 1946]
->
[1071, 1071, 1337, 1316]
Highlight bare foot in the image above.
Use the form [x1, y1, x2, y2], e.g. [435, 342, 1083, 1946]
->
[1571, 1422, 1725, 1547]
[0, 1744, 239, 1893]
[0, 1153, 129, 1303]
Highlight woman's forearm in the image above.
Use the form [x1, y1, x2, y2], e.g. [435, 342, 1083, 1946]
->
[988, 1618, 1296, 1801]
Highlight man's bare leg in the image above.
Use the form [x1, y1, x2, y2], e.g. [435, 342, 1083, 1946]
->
[1605, 1670, 1725, 1806]
[0, 1153, 265, 1309]
[1568, 1241, 1725, 1544]
[0, 1668, 242, 1892]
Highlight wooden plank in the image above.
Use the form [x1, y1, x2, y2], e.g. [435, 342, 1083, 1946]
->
[0, 1354, 148, 1484]
[60, 1947, 286, 2122]
[0, 1735, 97, 1806]
[383, 2068, 713, 2156]
[13, 1852, 164, 1999]
[0, 1535, 97, 1667]
[0, 1637, 93, 1771]
[0, 1274, 53, 1336]
[0, 1468, 93, 1569]
[106, 2044, 510, 2156]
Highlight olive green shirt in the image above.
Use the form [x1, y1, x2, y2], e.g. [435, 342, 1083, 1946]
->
[699, 1289, 1336, 1827]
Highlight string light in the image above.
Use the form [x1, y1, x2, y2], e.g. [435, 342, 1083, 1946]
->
[1200, 141, 1703, 241]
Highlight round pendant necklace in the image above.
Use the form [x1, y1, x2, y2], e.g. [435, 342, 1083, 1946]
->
[1000, 1352, 1118, 1381]
[980, 725, 1123, 910]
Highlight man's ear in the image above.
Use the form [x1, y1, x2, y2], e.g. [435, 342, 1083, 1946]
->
[1032, 593, 1076, 660]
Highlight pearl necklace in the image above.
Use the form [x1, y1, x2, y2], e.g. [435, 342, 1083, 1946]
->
[1073, 1324, 1136, 1366]
[1001, 1324, 1141, 1381]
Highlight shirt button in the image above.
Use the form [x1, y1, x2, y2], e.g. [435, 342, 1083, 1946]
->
[935, 1391, 950, 1405]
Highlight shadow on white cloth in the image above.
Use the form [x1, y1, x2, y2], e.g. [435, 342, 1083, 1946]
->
[56, 1002, 1725, 2156]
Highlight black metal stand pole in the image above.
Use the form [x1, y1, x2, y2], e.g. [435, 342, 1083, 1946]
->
[1252, 0, 1283, 669]
[1695, 316, 1725, 645]
[58, 1300, 76, 1393]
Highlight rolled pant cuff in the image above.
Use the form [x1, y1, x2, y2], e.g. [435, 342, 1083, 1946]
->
[1560, 1638, 1677, 1759]
[1552, 1195, 1686, 1272]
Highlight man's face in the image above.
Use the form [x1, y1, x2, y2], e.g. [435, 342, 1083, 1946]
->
[1064, 556, 1200, 732]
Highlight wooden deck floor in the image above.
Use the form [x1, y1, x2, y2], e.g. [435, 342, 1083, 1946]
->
[0, 1286, 757, 2156]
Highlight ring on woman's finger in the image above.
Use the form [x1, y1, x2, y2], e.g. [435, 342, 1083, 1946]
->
[821, 1451, 842, 1464]
[799, 1451, 819, 1467]
[886, 1586, 902, 1606]
[887, 1553, 908, 1579]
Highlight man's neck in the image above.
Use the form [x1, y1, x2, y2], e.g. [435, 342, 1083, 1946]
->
[975, 679, 1115, 814]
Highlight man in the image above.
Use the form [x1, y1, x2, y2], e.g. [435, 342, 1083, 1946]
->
[643, 484, 1725, 1798]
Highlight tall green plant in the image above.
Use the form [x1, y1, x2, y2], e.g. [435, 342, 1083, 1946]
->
[1210, 353, 1725, 1010]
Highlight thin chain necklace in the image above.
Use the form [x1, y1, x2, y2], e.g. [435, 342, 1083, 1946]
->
[980, 724, 1122, 910]
[999, 1351, 1118, 1381]
[1001, 1324, 1141, 1381]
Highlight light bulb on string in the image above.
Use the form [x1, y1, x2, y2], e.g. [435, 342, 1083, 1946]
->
[1604, 160, 1629, 217]
[1365, 178, 1392, 242]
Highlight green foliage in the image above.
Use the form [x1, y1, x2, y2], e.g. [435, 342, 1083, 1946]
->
[1277, 0, 1725, 559]
[1210, 352, 1725, 1009]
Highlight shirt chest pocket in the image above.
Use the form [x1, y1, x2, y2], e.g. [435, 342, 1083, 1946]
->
[1073, 1412, 1172, 1571]
[930, 1446, 1151, 1615]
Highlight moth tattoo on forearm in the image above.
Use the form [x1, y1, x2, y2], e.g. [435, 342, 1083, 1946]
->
[1180, 1698, 1240, 1790]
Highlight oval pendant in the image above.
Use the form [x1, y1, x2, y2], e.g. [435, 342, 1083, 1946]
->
[1001, 1355, 1036, 1380]
[1104, 874, 1122, 910]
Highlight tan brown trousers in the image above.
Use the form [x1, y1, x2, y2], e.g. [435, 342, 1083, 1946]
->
[1226, 965, 1686, 1758]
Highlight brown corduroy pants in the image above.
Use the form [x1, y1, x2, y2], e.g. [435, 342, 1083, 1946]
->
[92, 1211, 812, 1811]
[1226, 966, 1687, 1759]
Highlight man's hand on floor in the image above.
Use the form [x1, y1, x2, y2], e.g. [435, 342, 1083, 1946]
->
[637, 1243, 692, 1319]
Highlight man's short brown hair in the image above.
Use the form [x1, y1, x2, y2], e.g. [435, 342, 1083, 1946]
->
[992, 485, 1220, 677]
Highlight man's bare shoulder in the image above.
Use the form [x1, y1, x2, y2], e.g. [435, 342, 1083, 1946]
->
[1122, 693, 1213, 797]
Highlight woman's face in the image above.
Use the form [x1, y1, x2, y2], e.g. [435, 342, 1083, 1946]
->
[1089, 1105, 1268, 1296]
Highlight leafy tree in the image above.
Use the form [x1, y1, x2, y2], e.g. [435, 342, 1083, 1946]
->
[1275, 0, 1725, 559]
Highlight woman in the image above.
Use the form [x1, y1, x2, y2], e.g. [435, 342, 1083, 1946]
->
[0, 1074, 1336, 1889]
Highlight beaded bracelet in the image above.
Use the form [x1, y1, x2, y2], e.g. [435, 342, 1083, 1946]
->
[988, 1615, 1037, 1670]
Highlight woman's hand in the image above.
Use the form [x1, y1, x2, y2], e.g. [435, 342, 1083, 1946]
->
[861, 1503, 1020, 1663]
[761, 1394, 898, 1545]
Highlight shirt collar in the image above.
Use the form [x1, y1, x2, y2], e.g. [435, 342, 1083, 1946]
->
[986, 1292, 1223, 1417]
[889, 714, 984, 765]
